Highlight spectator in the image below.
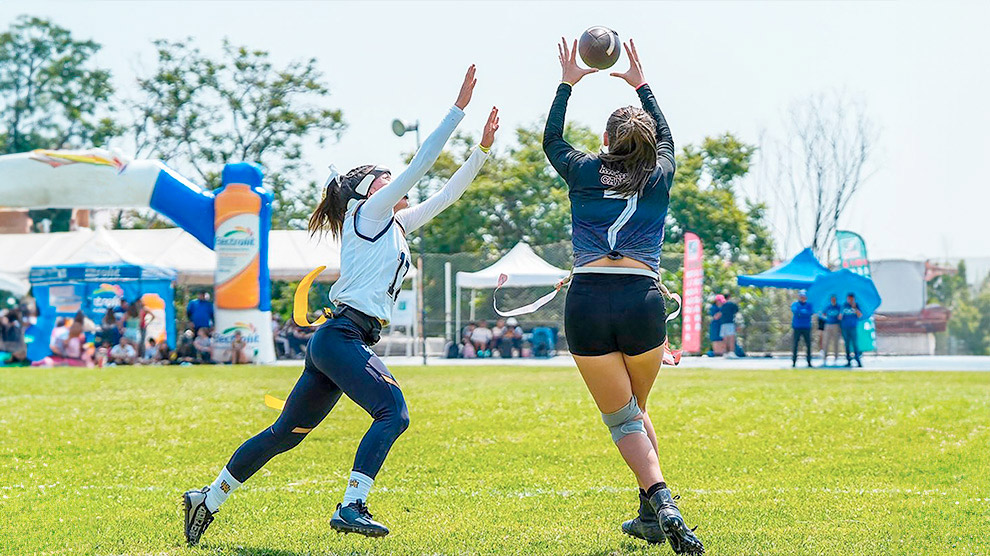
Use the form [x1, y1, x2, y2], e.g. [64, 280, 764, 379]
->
[98, 309, 121, 347]
[790, 290, 815, 368]
[186, 292, 215, 335]
[708, 295, 725, 356]
[0, 347, 30, 367]
[175, 330, 198, 364]
[461, 322, 476, 345]
[500, 317, 524, 358]
[193, 328, 213, 363]
[718, 293, 739, 357]
[1, 309, 24, 351]
[152, 340, 172, 364]
[110, 337, 137, 365]
[73, 310, 98, 334]
[471, 319, 493, 355]
[49, 317, 70, 357]
[492, 318, 507, 355]
[137, 299, 155, 357]
[229, 330, 250, 364]
[123, 303, 142, 346]
[839, 293, 864, 368]
[460, 336, 477, 358]
[821, 295, 842, 365]
[95, 341, 112, 367]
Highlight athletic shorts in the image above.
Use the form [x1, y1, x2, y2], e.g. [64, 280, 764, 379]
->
[720, 323, 736, 337]
[564, 273, 666, 357]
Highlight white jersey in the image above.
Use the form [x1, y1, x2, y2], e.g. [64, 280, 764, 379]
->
[325, 104, 489, 324]
[329, 203, 411, 324]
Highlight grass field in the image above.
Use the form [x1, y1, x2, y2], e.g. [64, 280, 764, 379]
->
[1, 363, 988, 556]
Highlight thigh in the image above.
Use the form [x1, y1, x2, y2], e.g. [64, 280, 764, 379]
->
[308, 321, 404, 419]
[622, 345, 664, 410]
[274, 367, 342, 432]
[572, 352, 633, 414]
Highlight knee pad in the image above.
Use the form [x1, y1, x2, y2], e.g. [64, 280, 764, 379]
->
[602, 396, 646, 444]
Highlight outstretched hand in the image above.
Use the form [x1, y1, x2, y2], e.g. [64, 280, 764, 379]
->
[610, 39, 646, 88]
[480, 106, 500, 149]
[455, 65, 477, 110]
[558, 37, 597, 85]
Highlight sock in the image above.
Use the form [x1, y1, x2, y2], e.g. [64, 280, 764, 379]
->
[204, 466, 242, 513]
[646, 481, 668, 498]
[639, 488, 648, 498]
[341, 470, 374, 506]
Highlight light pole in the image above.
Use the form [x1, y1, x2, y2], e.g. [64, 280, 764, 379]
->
[391, 117, 428, 364]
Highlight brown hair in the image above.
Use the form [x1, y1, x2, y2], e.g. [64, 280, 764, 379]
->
[308, 164, 376, 239]
[600, 106, 657, 197]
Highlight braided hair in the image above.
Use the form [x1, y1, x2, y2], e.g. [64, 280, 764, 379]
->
[599, 106, 657, 197]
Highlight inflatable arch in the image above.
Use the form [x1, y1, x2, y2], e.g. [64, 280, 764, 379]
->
[0, 148, 276, 363]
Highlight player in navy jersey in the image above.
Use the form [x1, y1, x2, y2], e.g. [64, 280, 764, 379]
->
[182, 66, 500, 545]
[544, 39, 704, 554]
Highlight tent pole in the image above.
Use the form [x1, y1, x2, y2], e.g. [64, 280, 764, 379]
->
[455, 285, 461, 344]
[469, 289, 476, 321]
[444, 262, 452, 341]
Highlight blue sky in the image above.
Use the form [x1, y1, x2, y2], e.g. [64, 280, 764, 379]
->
[3, 1, 988, 261]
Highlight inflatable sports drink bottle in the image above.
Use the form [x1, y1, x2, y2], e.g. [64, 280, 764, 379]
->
[214, 183, 262, 309]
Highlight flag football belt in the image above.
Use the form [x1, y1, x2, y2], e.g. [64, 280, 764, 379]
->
[292, 265, 385, 344]
[493, 266, 681, 323]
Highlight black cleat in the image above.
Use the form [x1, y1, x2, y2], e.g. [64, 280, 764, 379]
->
[330, 500, 389, 538]
[621, 490, 665, 544]
[649, 488, 704, 554]
[183, 487, 216, 546]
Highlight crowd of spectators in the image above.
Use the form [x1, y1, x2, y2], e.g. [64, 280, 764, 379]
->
[273, 317, 314, 360]
[453, 317, 555, 358]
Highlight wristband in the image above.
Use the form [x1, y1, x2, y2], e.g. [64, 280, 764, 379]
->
[561, 81, 574, 87]
[479, 145, 491, 154]
[635, 82, 649, 90]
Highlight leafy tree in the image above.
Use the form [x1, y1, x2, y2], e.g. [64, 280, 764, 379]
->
[126, 38, 345, 229]
[0, 16, 119, 231]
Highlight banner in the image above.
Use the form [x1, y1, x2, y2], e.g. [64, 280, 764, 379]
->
[836, 230, 876, 351]
[681, 232, 704, 353]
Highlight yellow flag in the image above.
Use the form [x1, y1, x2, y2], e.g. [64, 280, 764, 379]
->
[264, 394, 285, 411]
[293, 266, 328, 327]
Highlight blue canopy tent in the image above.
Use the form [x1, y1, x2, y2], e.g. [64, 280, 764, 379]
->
[807, 269, 883, 320]
[737, 248, 831, 290]
[27, 263, 177, 361]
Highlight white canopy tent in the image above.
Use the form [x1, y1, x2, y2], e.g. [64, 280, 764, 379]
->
[453, 242, 569, 336]
[0, 271, 29, 296]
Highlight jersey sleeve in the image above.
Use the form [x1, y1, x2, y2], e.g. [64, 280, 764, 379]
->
[635, 84, 675, 188]
[542, 83, 588, 185]
[359, 105, 466, 224]
[395, 147, 489, 234]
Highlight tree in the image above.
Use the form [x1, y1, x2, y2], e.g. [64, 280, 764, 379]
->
[767, 92, 879, 260]
[127, 38, 345, 229]
[0, 16, 119, 231]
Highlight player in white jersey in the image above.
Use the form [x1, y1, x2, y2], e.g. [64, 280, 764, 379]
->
[182, 66, 499, 544]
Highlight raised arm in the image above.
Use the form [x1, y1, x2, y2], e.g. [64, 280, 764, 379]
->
[611, 40, 675, 180]
[543, 38, 596, 183]
[397, 107, 499, 234]
[360, 66, 477, 221]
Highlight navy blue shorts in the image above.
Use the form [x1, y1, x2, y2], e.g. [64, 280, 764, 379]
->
[564, 273, 666, 357]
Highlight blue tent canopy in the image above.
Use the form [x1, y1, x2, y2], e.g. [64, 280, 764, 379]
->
[807, 269, 883, 320]
[29, 263, 176, 284]
[737, 248, 831, 290]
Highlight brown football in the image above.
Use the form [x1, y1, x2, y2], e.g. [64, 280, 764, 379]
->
[578, 26, 621, 70]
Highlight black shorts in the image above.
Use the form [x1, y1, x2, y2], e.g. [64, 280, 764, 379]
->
[564, 273, 666, 356]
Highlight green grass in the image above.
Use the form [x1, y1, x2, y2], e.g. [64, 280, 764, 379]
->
[1, 364, 988, 556]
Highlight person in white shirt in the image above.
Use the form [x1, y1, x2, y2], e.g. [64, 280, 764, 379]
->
[109, 338, 136, 365]
[470, 319, 494, 353]
[183, 66, 499, 545]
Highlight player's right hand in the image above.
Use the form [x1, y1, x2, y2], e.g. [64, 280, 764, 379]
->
[455, 65, 477, 110]
[558, 37, 597, 85]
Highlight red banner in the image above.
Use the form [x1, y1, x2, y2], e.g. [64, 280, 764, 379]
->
[681, 232, 704, 353]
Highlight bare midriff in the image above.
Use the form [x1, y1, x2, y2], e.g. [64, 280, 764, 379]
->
[582, 255, 653, 271]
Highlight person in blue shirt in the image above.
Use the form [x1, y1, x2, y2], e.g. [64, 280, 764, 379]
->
[717, 293, 739, 357]
[708, 295, 724, 356]
[186, 292, 214, 335]
[839, 293, 864, 367]
[821, 295, 842, 365]
[790, 291, 815, 367]
[544, 38, 703, 554]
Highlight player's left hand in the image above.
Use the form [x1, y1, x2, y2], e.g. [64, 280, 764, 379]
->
[610, 39, 646, 88]
[455, 65, 477, 110]
[480, 106, 499, 149]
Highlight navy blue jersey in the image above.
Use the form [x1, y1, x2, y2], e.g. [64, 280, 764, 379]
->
[543, 83, 674, 272]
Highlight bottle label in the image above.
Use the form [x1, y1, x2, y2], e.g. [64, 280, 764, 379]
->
[215, 213, 260, 285]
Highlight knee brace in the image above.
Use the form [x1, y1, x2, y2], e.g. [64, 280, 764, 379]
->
[602, 396, 646, 443]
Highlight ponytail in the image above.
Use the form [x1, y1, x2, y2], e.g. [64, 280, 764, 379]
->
[308, 164, 376, 239]
[599, 106, 657, 197]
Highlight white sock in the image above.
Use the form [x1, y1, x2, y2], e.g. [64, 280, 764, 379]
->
[204, 466, 242, 513]
[341, 470, 374, 506]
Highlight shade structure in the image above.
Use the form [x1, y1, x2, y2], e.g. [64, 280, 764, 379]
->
[456, 242, 569, 288]
[0, 271, 29, 296]
[737, 248, 830, 290]
[807, 269, 883, 319]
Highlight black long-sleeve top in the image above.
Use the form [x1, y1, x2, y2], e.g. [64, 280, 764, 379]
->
[543, 82, 675, 272]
